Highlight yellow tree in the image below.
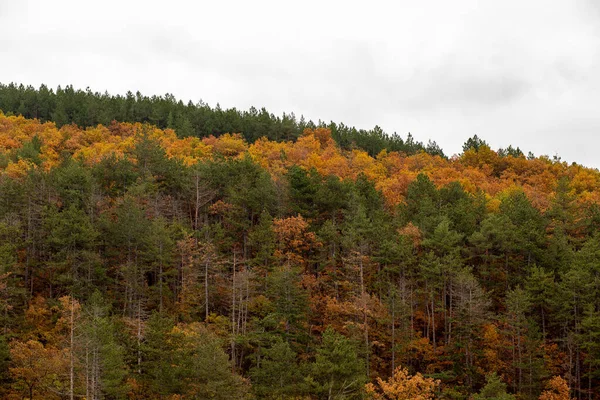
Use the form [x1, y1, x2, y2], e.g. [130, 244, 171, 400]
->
[9, 340, 70, 400]
[365, 366, 438, 400]
[538, 376, 573, 400]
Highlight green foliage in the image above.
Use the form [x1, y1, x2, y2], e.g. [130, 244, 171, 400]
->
[248, 210, 276, 269]
[439, 182, 485, 236]
[250, 338, 302, 398]
[142, 313, 248, 399]
[14, 135, 43, 165]
[51, 158, 93, 208]
[141, 313, 181, 395]
[580, 305, 600, 381]
[133, 131, 188, 193]
[0, 82, 438, 157]
[1, 88, 600, 398]
[472, 373, 516, 399]
[92, 154, 138, 197]
[400, 173, 441, 235]
[198, 156, 278, 227]
[462, 135, 489, 153]
[306, 327, 367, 399]
[265, 265, 309, 341]
[82, 291, 128, 398]
[287, 166, 320, 218]
[0, 335, 10, 385]
[497, 145, 523, 158]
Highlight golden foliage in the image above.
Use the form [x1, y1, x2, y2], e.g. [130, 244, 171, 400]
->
[365, 366, 439, 400]
[9, 339, 70, 399]
[1, 114, 600, 214]
[538, 376, 573, 400]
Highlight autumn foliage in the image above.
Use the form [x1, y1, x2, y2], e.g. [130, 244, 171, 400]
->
[365, 366, 438, 399]
[538, 376, 573, 400]
[0, 110, 599, 399]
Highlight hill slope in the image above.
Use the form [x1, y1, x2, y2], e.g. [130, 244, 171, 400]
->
[0, 112, 598, 398]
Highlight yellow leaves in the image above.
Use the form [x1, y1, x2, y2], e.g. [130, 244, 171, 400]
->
[477, 323, 511, 378]
[166, 136, 212, 166]
[273, 215, 321, 268]
[9, 339, 70, 400]
[248, 137, 291, 175]
[209, 200, 236, 216]
[1, 113, 600, 216]
[293, 132, 322, 158]
[538, 376, 573, 400]
[365, 366, 439, 400]
[0, 134, 20, 150]
[405, 152, 443, 173]
[24, 295, 73, 346]
[273, 215, 318, 248]
[318, 295, 365, 333]
[74, 142, 124, 165]
[571, 168, 600, 194]
[202, 133, 247, 157]
[378, 173, 415, 207]
[398, 222, 422, 247]
[460, 145, 500, 172]
[303, 127, 335, 147]
[319, 147, 350, 178]
[248, 294, 274, 317]
[4, 159, 34, 178]
[55, 295, 81, 333]
[351, 150, 387, 181]
[495, 185, 527, 208]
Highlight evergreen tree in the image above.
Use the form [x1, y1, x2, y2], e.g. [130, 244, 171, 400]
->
[473, 373, 516, 400]
[306, 327, 367, 399]
[250, 338, 302, 398]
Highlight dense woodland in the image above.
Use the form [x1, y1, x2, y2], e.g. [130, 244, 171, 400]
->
[0, 84, 599, 399]
[0, 83, 446, 158]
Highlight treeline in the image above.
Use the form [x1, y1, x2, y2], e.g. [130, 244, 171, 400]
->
[0, 82, 444, 158]
[0, 114, 598, 399]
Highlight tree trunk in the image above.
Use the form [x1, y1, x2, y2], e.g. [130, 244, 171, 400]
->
[70, 297, 75, 400]
[359, 255, 369, 377]
[391, 286, 395, 375]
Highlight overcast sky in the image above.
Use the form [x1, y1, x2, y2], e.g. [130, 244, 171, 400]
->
[1, 0, 599, 167]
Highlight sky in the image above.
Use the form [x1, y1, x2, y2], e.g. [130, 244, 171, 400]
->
[1, 0, 599, 167]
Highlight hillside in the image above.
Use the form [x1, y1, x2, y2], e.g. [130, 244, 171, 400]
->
[0, 110, 599, 399]
[0, 83, 444, 158]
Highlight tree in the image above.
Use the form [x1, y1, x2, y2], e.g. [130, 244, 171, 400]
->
[472, 373, 516, 400]
[399, 173, 441, 235]
[250, 338, 302, 398]
[0, 335, 10, 395]
[79, 291, 128, 399]
[579, 305, 600, 398]
[451, 268, 490, 386]
[142, 314, 249, 399]
[505, 287, 531, 394]
[174, 322, 250, 399]
[538, 376, 573, 400]
[43, 204, 99, 294]
[287, 165, 320, 218]
[265, 265, 308, 341]
[365, 366, 438, 399]
[525, 267, 556, 338]
[462, 135, 489, 153]
[307, 327, 367, 399]
[9, 340, 70, 400]
[140, 312, 180, 395]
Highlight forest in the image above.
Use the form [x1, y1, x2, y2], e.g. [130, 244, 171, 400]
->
[0, 83, 599, 399]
